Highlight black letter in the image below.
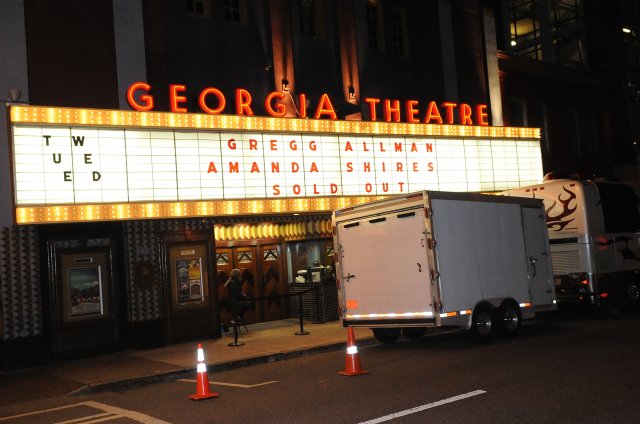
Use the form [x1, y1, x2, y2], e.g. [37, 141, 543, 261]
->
[92, 171, 101, 181]
[64, 171, 72, 181]
[52, 153, 61, 164]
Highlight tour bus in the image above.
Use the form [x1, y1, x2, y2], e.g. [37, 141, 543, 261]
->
[503, 179, 640, 311]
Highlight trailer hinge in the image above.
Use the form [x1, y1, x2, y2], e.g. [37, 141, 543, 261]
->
[429, 270, 439, 281]
[427, 238, 436, 249]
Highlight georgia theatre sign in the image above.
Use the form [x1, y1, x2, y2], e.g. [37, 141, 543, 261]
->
[8, 85, 542, 224]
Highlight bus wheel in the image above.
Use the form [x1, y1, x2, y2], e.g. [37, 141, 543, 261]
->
[468, 304, 495, 343]
[372, 328, 401, 344]
[402, 327, 427, 339]
[497, 301, 521, 338]
[626, 282, 640, 309]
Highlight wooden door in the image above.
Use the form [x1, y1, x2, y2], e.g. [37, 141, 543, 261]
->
[235, 247, 260, 323]
[260, 244, 289, 321]
[164, 239, 216, 344]
[50, 246, 121, 359]
[215, 247, 234, 325]
[216, 246, 260, 324]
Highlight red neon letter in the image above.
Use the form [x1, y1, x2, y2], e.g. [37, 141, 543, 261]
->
[235, 88, 254, 116]
[298, 93, 308, 118]
[265, 91, 287, 117]
[169, 84, 188, 113]
[459, 103, 473, 125]
[424, 101, 443, 124]
[476, 104, 489, 126]
[198, 87, 226, 114]
[127, 82, 154, 111]
[405, 100, 420, 123]
[441, 102, 457, 124]
[314, 93, 337, 120]
[383, 99, 401, 123]
[364, 98, 380, 121]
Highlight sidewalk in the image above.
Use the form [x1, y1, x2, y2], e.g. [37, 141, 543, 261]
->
[0, 319, 375, 402]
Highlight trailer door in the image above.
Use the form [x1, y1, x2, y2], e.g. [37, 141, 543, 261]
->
[337, 208, 433, 322]
[522, 206, 555, 306]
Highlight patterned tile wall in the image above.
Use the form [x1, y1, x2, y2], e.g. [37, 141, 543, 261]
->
[0, 226, 41, 341]
[123, 218, 212, 322]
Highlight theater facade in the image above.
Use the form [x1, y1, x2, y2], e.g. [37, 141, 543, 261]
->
[0, 95, 541, 370]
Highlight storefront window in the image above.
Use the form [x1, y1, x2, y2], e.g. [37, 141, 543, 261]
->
[286, 239, 335, 284]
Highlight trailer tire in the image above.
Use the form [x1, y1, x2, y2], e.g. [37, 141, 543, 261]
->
[402, 327, 427, 339]
[468, 304, 495, 343]
[497, 301, 521, 338]
[626, 282, 640, 310]
[372, 328, 401, 344]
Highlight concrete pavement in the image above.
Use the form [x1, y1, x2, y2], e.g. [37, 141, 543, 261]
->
[0, 319, 375, 404]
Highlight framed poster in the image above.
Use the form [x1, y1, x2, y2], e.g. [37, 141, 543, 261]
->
[168, 243, 210, 310]
[176, 257, 204, 304]
[67, 266, 104, 317]
[60, 252, 111, 322]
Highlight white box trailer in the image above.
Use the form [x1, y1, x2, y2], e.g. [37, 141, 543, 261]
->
[332, 190, 557, 343]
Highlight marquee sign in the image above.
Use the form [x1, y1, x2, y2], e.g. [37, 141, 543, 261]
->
[9, 105, 542, 224]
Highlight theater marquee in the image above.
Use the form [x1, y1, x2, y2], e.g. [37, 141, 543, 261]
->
[9, 105, 542, 224]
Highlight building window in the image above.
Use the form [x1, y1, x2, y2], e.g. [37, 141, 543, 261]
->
[505, 0, 585, 67]
[225, 0, 246, 24]
[391, 7, 409, 56]
[508, 0, 540, 48]
[366, 1, 383, 52]
[551, 0, 579, 28]
[300, 0, 325, 40]
[529, 101, 550, 153]
[186, 0, 209, 17]
[554, 33, 583, 68]
[509, 97, 528, 127]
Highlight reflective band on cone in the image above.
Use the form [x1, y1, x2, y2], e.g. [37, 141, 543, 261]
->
[189, 343, 219, 400]
[338, 327, 369, 376]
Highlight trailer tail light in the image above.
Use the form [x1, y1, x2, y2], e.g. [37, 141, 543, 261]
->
[580, 279, 589, 285]
[600, 292, 609, 298]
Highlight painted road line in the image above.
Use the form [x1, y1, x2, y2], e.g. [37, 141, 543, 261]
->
[0, 401, 170, 424]
[55, 412, 115, 423]
[178, 378, 278, 388]
[358, 390, 487, 424]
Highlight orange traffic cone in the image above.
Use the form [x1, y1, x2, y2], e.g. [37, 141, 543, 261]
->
[189, 343, 219, 400]
[338, 327, 369, 376]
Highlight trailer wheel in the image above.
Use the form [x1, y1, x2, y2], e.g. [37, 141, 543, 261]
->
[497, 301, 521, 338]
[402, 327, 427, 339]
[372, 328, 401, 344]
[468, 304, 495, 343]
[626, 282, 640, 309]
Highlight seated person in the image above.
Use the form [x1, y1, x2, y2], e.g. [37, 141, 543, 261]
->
[224, 268, 254, 324]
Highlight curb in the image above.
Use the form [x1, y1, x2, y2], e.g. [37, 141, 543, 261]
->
[68, 337, 378, 396]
